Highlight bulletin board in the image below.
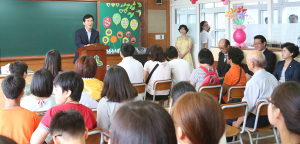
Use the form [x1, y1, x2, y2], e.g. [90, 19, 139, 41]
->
[99, 2, 142, 54]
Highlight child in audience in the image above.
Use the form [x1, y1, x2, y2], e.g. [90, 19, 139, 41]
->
[21, 68, 56, 111]
[268, 81, 300, 144]
[170, 81, 196, 102]
[30, 70, 97, 144]
[97, 65, 143, 132]
[75, 55, 103, 108]
[109, 101, 177, 144]
[44, 49, 62, 78]
[0, 74, 39, 144]
[171, 92, 226, 144]
[50, 110, 88, 144]
[9, 60, 31, 97]
[0, 135, 17, 144]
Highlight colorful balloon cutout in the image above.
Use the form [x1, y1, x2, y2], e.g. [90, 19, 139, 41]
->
[130, 19, 138, 31]
[111, 36, 117, 43]
[102, 36, 109, 44]
[103, 17, 112, 29]
[121, 18, 129, 29]
[105, 29, 112, 36]
[233, 29, 246, 43]
[125, 30, 132, 38]
[122, 37, 129, 43]
[113, 13, 121, 26]
[130, 37, 137, 44]
[117, 31, 124, 39]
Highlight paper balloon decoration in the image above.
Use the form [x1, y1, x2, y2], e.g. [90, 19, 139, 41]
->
[105, 29, 112, 36]
[125, 30, 132, 38]
[111, 36, 117, 43]
[117, 31, 124, 39]
[122, 37, 129, 43]
[102, 36, 109, 44]
[130, 19, 138, 31]
[130, 37, 137, 44]
[113, 13, 121, 26]
[121, 18, 129, 29]
[103, 17, 112, 29]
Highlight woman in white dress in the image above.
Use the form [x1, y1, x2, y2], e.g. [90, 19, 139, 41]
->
[200, 21, 212, 50]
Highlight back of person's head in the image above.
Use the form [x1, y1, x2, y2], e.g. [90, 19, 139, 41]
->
[171, 92, 225, 144]
[247, 50, 267, 68]
[75, 55, 97, 78]
[0, 135, 17, 144]
[30, 68, 54, 98]
[170, 82, 196, 102]
[9, 60, 28, 76]
[165, 46, 178, 60]
[83, 14, 94, 22]
[44, 49, 62, 78]
[228, 47, 244, 65]
[53, 70, 83, 102]
[50, 109, 88, 143]
[270, 81, 300, 135]
[120, 43, 135, 57]
[254, 35, 267, 45]
[148, 44, 166, 62]
[110, 101, 177, 144]
[198, 48, 214, 65]
[101, 65, 137, 102]
[282, 42, 299, 58]
[1, 74, 25, 99]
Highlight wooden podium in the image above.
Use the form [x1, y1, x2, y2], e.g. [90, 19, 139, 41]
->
[76, 43, 109, 81]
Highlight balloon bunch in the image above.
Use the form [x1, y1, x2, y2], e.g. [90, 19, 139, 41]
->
[190, 0, 198, 4]
[225, 6, 248, 48]
[222, 0, 230, 5]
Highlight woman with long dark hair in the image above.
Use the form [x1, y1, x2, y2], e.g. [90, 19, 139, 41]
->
[200, 21, 212, 50]
[44, 49, 62, 78]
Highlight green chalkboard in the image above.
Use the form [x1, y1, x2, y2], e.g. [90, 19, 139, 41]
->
[99, 2, 140, 54]
[0, 0, 97, 57]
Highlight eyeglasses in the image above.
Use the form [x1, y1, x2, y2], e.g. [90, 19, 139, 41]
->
[254, 43, 262, 46]
[266, 97, 273, 104]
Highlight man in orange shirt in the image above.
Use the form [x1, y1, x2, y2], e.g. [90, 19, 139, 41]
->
[0, 74, 39, 144]
[221, 47, 247, 103]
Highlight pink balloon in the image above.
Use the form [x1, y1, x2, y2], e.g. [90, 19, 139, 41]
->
[225, 0, 230, 1]
[103, 17, 112, 29]
[237, 25, 243, 29]
[242, 25, 246, 30]
[233, 29, 246, 43]
[223, 1, 228, 5]
[235, 43, 241, 48]
[233, 25, 237, 30]
[240, 43, 246, 48]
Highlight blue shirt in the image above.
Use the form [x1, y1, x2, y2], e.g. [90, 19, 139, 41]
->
[85, 28, 91, 43]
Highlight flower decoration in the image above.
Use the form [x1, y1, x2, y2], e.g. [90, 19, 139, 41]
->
[238, 11, 248, 19]
[225, 6, 248, 25]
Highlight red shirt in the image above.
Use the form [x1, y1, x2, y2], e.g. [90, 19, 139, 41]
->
[41, 103, 97, 130]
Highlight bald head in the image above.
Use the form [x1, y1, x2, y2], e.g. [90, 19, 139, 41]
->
[247, 50, 267, 70]
[219, 39, 230, 54]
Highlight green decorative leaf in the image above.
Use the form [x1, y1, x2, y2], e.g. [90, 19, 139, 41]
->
[120, 3, 124, 7]
[126, 3, 130, 6]
[130, 13, 134, 18]
[127, 12, 132, 15]
[129, 5, 133, 9]
[131, 6, 135, 10]
[138, 11, 142, 17]
[137, 2, 142, 7]
[135, 9, 141, 13]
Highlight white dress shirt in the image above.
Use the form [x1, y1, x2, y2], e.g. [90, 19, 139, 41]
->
[242, 69, 279, 114]
[169, 58, 191, 85]
[85, 28, 91, 43]
[118, 56, 144, 83]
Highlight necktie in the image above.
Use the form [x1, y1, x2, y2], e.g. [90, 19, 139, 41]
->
[224, 54, 228, 62]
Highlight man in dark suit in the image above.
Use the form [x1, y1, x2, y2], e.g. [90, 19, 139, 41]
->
[217, 39, 231, 84]
[244, 35, 276, 81]
[74, 14, 100, 63]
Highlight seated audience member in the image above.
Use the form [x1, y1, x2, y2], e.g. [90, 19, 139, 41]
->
[165, 46, 191, 85]
[44, 49, 62, 78]
[9, 60, 31, 97]
[0, 135, 17, 144]
[30, 70, 97, 144]
[190, 49, 218, 91]
[273, 42, 300, 82]
[171, 92, 226, 144]
[227, 50, 279, 129]
[268, 82, 300, 144]
[244, 35, 276, 81]
[217, 39, 231, 83]
[0, 74, 39, 144]
[21, 68, 56, 111]
[49, 110, 88, 144]
[97, 65, 143, 132]
[75, 55, 103, 108]
[144, 44, 171, 100]
[118, 43, 143, 83]
[221, 47, 246, 103]
[109, 101, 177, 144]
[170, 81, 196, 102]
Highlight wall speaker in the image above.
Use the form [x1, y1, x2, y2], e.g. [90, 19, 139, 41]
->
[156, 0, 162, 5]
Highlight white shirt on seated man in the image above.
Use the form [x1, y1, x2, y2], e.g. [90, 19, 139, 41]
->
[118, 43, 144, 84]
[165, 46, 191, 85]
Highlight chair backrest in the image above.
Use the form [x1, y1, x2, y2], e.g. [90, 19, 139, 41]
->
[35, 110, 47, 121]
[133, 83, 146, 93]
[198, 85, 222, 103]
[227, 86, 245, 102]
[86, 128, 102, 144]
[221, 102, 247, 119]
[153, 79, 173, 91]
[92, 108, 97, 119]
[255, 101, 268, 116]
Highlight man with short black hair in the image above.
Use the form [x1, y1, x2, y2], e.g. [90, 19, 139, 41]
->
[50, 110, 88, 144]
[244, 35, 276, 81]
[289, 14, 298, 23]
[165, 46, 191, 85]
[9, 60, 28, 79]
[118, 43, 143, 83]
[0, 74, 39, 144]
[217, 39, 231, 83]
[74, 14, 100, 63]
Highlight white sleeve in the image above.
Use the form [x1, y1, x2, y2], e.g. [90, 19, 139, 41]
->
[97, 99, 110, 132]
[144, 61, 150, 72]
[242, 83, 259, 113]
[201, 32, 208, 44]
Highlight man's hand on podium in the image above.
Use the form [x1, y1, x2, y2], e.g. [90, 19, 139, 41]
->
[84, 44, 91, 47]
